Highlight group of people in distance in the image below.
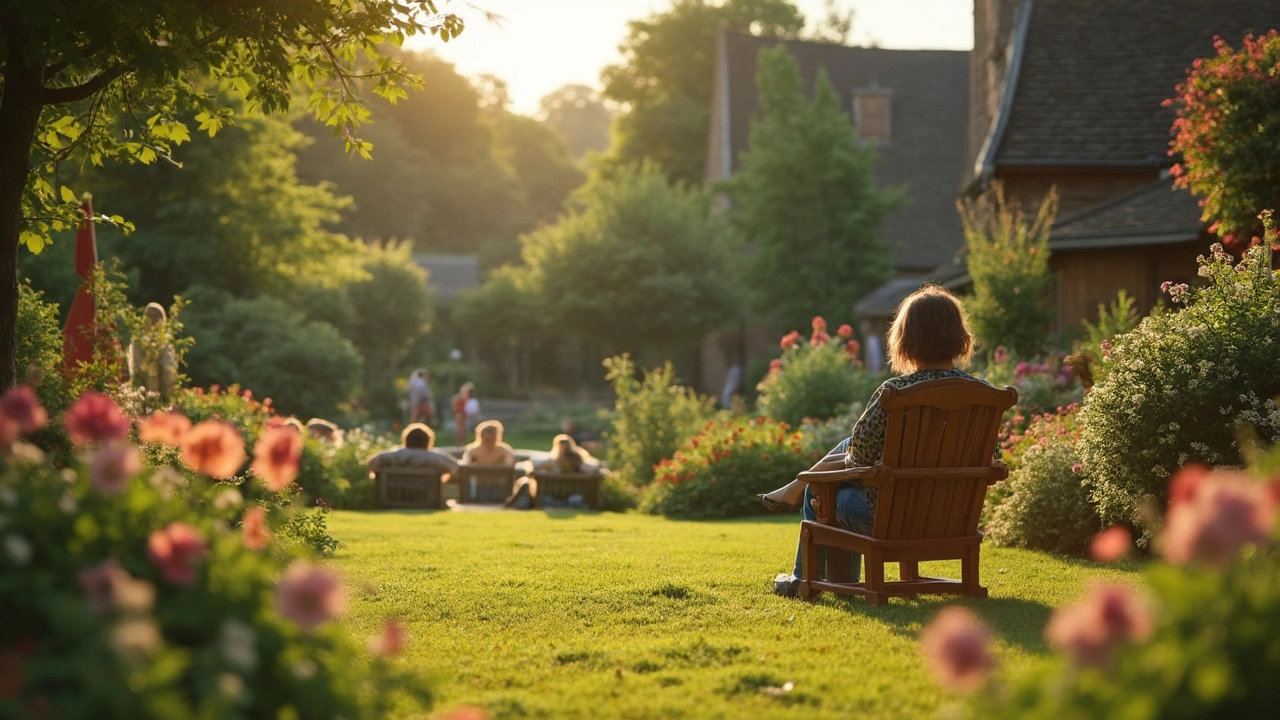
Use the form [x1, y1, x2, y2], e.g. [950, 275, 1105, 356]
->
[363, 419, 599, 509]
[406, 368, 480, 447]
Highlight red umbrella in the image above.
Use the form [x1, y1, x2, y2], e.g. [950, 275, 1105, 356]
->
[62, 195, 97, 369]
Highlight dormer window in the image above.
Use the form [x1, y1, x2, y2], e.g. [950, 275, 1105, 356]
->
[853, 88, 893, 143]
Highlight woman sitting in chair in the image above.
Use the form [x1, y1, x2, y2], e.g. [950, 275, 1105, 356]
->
[505, 434, 599, 508]
[761, 284, 989, 597]
[461, 420, 516, 466]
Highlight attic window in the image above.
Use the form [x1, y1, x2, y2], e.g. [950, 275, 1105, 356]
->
[853, 89, 893, 143]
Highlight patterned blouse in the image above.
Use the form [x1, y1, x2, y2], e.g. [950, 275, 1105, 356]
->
[844, 368, 992, 519]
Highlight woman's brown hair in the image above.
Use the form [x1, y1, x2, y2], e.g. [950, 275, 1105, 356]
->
[886, 284, 973, 374]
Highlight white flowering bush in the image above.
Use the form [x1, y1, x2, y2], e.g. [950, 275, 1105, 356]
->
[1078, 243, 1280, 529]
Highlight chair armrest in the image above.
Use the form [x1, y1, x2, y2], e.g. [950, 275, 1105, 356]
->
[988, 461, 1009, 484]
[796, 464, 889, 486]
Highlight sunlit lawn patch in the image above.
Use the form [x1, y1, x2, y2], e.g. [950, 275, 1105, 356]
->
[328, 510, 1141, 719]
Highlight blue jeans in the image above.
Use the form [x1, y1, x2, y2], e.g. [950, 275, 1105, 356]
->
[791, 439, 875, 579]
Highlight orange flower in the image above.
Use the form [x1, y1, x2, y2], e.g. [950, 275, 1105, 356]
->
[180, 421, 247, 479]
[368, 618, 408, 657]
[137, 412, 192, 446]
[241, 506, 272, 551]
[1089, 527, 1131, 562]
[252, 427, 303, 491]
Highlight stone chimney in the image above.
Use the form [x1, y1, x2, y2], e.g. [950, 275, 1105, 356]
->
[967, 0, 1024, 178]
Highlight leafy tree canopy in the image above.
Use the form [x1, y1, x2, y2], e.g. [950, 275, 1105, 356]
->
[539, 84, 613, 161]
[721, 44, 901, 331]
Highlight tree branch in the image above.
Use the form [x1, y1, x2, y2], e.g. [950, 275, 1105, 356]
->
[42, 67, 123, 105]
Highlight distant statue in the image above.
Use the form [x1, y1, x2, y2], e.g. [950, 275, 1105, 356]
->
[127, 302, 177, 398]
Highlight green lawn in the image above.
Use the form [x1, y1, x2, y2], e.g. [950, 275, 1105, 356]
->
[328, 510, 1141, 719]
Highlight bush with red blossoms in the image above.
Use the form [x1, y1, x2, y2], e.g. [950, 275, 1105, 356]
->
[920, 607, 995, 693]
[756, 318, 883, 428]
[1166, 31, 1280, 249]
[0, 391, 431, 718]
[944, 459, 1280, 718]
[641, 417, 820, 519]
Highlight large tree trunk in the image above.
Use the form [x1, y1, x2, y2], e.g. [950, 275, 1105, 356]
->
[0, 29, 47, 391]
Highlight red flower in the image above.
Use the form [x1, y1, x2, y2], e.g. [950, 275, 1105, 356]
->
[137, 412, 191, 446]
[0, 386, 47, 444]
[844, 339, 861, 358]
[242, 506, 272, 551]
[368, 618, 408, 657]
[769, 359, 782, 372]
[1045, 583, 1153, 666]
[252, 427, 303, 491]
[920, 607, 994, 693]
[147, 522, 207, 586]
[780, 331, 801, 350]
[1167, 464, 1209, 508]
[1089, 527, 1131, 563]
[811, 316, 827, 332]
[276, 561, 347, 631]
[64, 392, 130, 446]
[180, 421, 247, 479]
[810, 331, 830, 346]
[89, 442, 142, 495]
[836, 324, 853, 338]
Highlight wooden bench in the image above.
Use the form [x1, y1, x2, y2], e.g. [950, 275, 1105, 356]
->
[375, 467, 445, 510]
[530, 470, 603, 509]
[454, 464, 519, 504]
[796, 378, 1017, 605]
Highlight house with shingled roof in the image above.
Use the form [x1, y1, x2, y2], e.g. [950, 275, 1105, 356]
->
[700, 28, 969, 393]
[858, 0, 1280, 342]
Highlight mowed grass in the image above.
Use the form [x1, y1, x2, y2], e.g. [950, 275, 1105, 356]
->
[327, 510, 1141, 719]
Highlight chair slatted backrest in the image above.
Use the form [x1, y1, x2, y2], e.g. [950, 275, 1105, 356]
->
[377, 467, 444, 509]
[871, 378, 1017, 541]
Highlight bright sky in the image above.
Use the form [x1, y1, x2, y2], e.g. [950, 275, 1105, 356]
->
[412, 1, 975, 115]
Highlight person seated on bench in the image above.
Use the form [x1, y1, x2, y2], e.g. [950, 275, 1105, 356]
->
[306, 418, 344, 447]
[365, 423, 459, 480]
[760, 285, 991, 597]
[461, 420, 516, 466]
[505, 434, 598, 508]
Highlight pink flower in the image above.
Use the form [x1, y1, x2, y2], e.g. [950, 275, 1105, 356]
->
[780, 331, 801, 350]
[993, 346, 1008, 364]
[919, 607, 994, 693]
[836, 324, 853, 338]
[89, 442, 142, 495]
[1160, 472, 1276, 567]
[64, 392, 130, 446]
[844, 339, 861, 358]
[769, 359, 783, 373]
[1160, 280, 1173, 293]
[810, 331, 831, 346]
[147, 522, 208, 587]
[137, 412, 191, 446]
[276, 561, 347, 631]
[1071, 463, 1083, 474]
[440, 708, 489, 720]
[77, 559, 155, 614]
[1168, 464, 1209, 508]
[0, 386, 47, 444]
[252, 427, 302, 491]
[1090, 527, 1131, 562]
[811, 316, 827, 332]
[241, 506, 272, 551]
[368, 618, 408, 657]
[1045, 583, 1153, 666]
[180, 421, 247, 479]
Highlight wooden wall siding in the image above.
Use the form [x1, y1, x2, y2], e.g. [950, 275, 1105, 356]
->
[1050, 239, 1203, 329]
[999, 169, 1161, 218]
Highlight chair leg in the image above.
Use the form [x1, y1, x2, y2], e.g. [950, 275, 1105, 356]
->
[827, 548, 852, 584]
[901, 560, 919, 582]
[962, 545, 987, 598]
[800, 525, 819, 601]
[865, 549, 886, 604]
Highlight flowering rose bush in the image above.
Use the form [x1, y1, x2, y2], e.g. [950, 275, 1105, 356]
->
[1078, 243, 1280, 530]
[294, 427, 396, 510]
[924, 458, 1280, 718]
[985, 408, 1101, 556]
[756, 317, 883, 428]
[980, 349, 1083, 439]
[641, 417, 820, 519]
[0, 390, 428, 718]
[1166, 31, 1280, 249]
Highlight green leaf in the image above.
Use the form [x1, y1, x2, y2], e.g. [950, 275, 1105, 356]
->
[60, 185, 76, 203]
[20, 230, 47, 254]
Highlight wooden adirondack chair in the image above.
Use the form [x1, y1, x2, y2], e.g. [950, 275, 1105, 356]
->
[375, 467, 445, 509]
[796, 378, 1017, 605]
[530, 470, 604, 509]
[454, 464, 519, 504]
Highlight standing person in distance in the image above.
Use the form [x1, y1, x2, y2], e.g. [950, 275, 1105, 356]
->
[408, 368, 435, 427]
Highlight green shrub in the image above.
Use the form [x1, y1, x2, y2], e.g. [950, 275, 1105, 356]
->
[756, 318, 882, 427]
[294, 428, 394, 510]
[0, 397, 428, 718]
[980, 350, 1083, 440]
[597, 472, 641, 513]
[604, 354, 715, 486]
[171, 384, 272, 439]
[16, 283, 74, 458]
[798, 401, 868, 455]
[181, 288, 362, 421]
[642, 417, 819, 520]
[1077, 243, 1280, 529]
[1075, 290, 1142, 387]
[986, 410, 1100, 556]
